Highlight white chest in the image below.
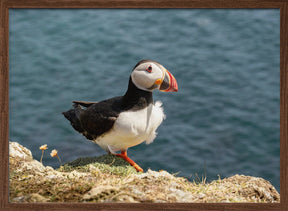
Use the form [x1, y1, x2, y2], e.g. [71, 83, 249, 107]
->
[95, 101, 165, 153]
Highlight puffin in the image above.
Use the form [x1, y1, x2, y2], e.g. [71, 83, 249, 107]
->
[62, 60, 178, 172]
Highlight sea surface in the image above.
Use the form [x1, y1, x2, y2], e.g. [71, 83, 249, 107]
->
[9, 9, 280, 191]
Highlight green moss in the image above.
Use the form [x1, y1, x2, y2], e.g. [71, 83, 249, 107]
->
[60, 154, 141, 176]
[65, 154, 129, 167]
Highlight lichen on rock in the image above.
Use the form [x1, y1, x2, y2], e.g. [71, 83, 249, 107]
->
[9, 141, 280, 203]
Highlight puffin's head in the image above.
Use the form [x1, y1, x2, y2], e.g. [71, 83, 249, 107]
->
[131, 60, 178, 92]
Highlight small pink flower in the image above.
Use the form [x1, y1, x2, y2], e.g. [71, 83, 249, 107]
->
[50, 149, 62, 166]
[39, 144, 48, 163]
[39, 144, 48, 150]
[50, 149, 58, 157]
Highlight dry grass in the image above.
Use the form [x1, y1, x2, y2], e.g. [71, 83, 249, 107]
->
[9, 142, 280, 203]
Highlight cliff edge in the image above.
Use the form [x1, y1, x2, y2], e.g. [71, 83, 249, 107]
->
[9, 142, 280, 203]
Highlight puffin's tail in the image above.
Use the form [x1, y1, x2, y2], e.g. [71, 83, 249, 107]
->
[62, 104, 85, 134]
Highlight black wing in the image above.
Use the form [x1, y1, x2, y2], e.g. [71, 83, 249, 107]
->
[78, 96, 123, 139]
[72, 101, 97, 108]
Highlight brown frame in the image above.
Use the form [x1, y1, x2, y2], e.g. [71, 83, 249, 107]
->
[1, 0, 287, 210]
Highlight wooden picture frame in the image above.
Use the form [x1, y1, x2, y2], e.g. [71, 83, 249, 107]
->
[1, 0, 287, 210]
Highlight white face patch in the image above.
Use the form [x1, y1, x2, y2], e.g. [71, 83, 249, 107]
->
[131, 62, 165, 91]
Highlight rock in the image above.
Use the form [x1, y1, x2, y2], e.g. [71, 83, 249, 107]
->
[9, 141, 280, 203]
[224, 174, 280, 202]
[27, 193, 50, 202]
[83, 185, 120, 202]
[9, 142, 33, 161]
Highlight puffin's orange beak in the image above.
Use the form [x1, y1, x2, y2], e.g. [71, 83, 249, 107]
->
[159, 69, 178, 92]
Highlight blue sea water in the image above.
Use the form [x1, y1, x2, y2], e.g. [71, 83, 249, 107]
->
[9, 9, 280, 191]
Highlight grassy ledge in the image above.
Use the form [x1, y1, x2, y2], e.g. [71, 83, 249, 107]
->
[9, 141, 280, 203]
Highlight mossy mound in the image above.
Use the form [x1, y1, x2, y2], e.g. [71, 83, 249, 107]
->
[60, 154, 140, 176]
[9, 142, 280, 203]
[65, 154, 129, 167]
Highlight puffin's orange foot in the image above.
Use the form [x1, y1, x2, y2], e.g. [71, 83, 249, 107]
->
[116, 151, 143, 172]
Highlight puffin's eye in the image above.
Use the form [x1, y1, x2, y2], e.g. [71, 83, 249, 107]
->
[146, 65, 152, 73]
